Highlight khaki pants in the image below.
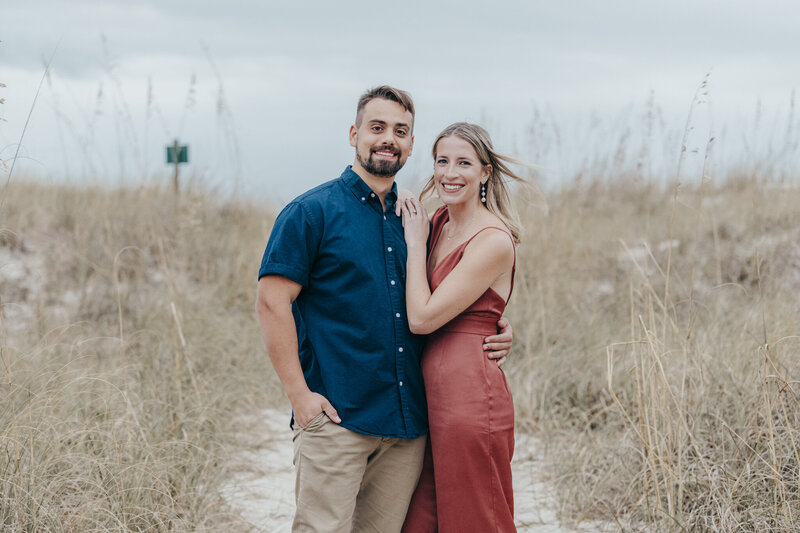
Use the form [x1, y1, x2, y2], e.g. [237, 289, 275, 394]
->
[292, 413, 427, 533]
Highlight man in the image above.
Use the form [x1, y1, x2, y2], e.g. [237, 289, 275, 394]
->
[256, 86, 512, 532]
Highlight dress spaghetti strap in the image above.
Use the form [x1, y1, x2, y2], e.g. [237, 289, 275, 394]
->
[461, 226, 517, 300]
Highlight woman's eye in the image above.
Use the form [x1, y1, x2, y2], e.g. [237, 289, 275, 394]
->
[436, 159, 447, 165]
[459, 161, 471, 166]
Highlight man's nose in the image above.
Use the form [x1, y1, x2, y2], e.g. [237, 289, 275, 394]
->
[379, 131, 397, 145]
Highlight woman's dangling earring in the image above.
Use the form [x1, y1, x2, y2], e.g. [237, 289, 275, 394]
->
[480, 182, 487, 203]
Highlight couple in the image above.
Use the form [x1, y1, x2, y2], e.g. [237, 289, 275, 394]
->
[256, 86, 526, 532]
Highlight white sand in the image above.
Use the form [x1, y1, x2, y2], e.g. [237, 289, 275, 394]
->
[222, 408, 605, 532]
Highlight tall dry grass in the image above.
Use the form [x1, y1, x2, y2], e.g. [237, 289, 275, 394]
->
[0, 181, 282, 530]
[2, 168, 799, 531]
[507, 174, 800, 530]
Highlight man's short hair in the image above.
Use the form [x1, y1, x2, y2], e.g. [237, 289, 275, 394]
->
[355, 86, 415, 128]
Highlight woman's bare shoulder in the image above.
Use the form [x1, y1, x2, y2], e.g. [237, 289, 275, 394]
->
[478, 212, 513, 245]
[464, 224, 515, 264]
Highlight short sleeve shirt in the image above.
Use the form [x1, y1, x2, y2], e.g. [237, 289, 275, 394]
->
[259, 167, 427, 438]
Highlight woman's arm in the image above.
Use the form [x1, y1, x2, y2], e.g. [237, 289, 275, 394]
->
[395, 189, 416, 217]
[401, 200, 514, 335]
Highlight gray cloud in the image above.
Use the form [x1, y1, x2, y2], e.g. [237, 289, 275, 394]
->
[2, 0, 797, 199]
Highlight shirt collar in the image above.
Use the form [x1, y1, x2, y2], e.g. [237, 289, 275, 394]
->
[341, 166, 398, 209]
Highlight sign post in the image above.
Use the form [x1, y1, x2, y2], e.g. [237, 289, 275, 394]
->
[166, 139, 189, 193]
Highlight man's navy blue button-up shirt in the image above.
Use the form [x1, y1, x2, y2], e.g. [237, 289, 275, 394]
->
[258, 167, 428, 438]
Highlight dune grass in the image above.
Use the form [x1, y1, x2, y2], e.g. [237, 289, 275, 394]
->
[0, 181, 282, 530]
[507, 175, 800, 531]
[1, 171, 799, 530]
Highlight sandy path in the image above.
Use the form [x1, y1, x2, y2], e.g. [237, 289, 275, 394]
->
[223, 408, 604, 532]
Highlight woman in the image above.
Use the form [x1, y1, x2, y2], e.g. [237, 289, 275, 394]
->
[400, 122, 527, 532]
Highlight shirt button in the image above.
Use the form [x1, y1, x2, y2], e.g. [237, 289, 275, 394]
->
[398, 347, 404, 352]
[399, 381, 404, 386]
[384, 215, 387, 220]
[387, 247, 393, 252]
[370, 192, 375, 197]
[395, 313, 401, 318]
[361, 196, 366, 201]
[390, 280, 396, 285]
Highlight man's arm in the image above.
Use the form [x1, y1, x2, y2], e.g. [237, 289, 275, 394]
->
[484, 317, 512, 367]
[256, 275, 341, 426]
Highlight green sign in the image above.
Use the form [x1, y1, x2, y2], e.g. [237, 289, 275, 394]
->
[167, 142, 188, 163]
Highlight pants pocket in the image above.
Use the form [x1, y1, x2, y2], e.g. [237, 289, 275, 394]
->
[299, 412, 328, 432]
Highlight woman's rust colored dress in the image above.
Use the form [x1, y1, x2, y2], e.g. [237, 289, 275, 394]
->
[402, 206, 516, 532]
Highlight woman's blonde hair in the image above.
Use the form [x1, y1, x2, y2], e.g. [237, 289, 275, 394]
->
[420, 122, 528, 244]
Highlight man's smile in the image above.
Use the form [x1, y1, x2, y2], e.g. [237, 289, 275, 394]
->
[373, 148, 399, 159]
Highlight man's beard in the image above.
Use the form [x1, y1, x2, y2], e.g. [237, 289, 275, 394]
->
[356, 148, 405, 177]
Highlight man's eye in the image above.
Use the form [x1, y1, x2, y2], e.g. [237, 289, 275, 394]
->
[396, 130, 407, 136]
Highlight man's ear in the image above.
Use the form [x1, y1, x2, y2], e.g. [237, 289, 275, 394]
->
[409, 135, 414, 157]
[349, 125, 358, 147]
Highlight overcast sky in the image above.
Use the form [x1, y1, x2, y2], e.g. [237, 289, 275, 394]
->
[1, 0, 798, 201]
